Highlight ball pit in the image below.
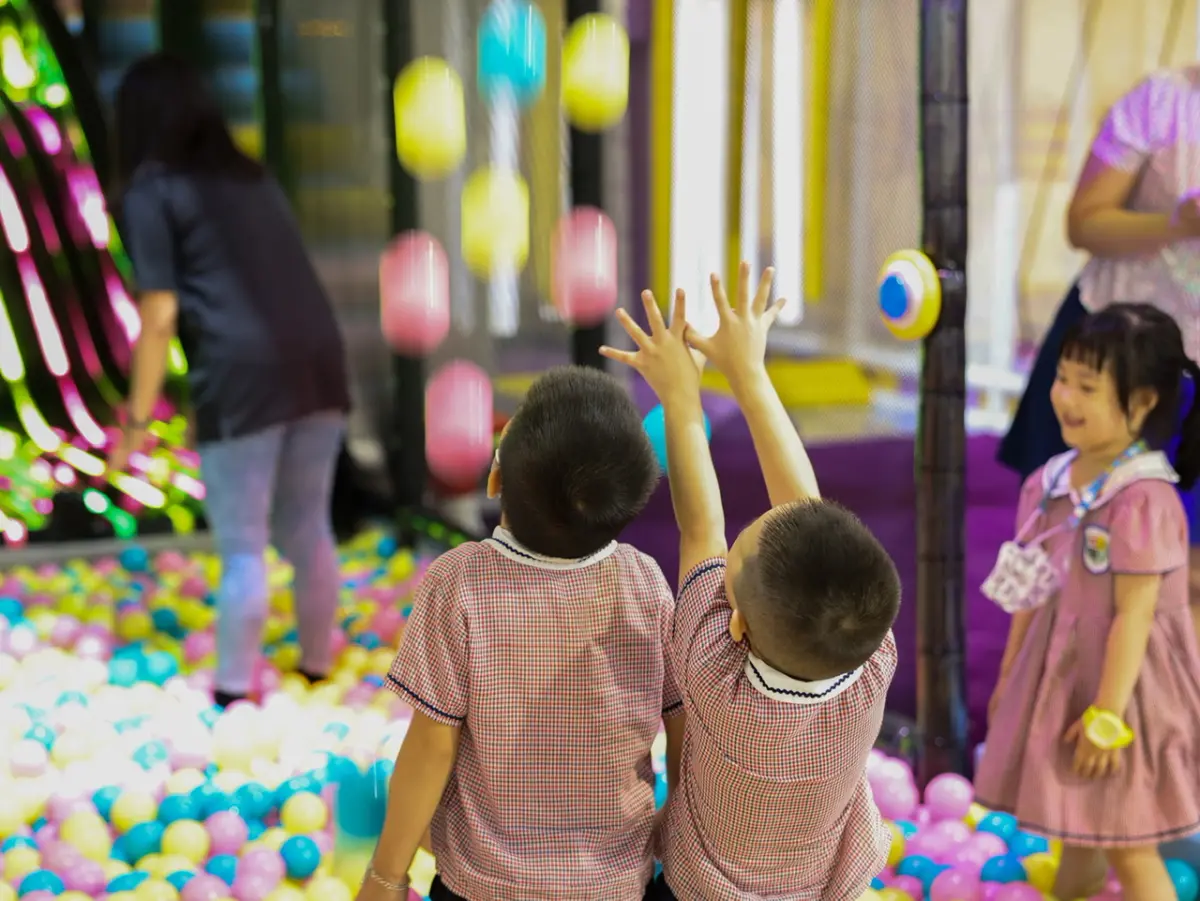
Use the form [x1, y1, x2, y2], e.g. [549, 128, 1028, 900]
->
[0, 530, 432, 900]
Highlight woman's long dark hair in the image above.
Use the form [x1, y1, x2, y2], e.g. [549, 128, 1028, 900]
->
[113, 53, 264, 187]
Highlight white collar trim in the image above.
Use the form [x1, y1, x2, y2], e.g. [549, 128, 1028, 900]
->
[1042, 449, 1177, 510]
[485, 526, 618, 571]
[744, 653, 863, 706]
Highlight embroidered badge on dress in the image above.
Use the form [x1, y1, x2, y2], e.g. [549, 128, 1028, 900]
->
[1082, 524, 1111, 575]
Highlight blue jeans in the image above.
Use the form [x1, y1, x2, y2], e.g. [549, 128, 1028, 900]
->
[199, 411, 345, 694]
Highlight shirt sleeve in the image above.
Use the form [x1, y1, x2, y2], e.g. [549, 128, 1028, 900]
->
[1107, 481, 1188, 575]
[653, 569, 684, 720]
[671, 559, 748, 728]
[1089, 73, 1172, 173]
[122, 178, 179, 293]
[386, 570, 469, 725]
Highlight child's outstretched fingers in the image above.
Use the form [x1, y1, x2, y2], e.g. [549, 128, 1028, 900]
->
[710, 273, 733, 318]
[642, 288, 669, 334]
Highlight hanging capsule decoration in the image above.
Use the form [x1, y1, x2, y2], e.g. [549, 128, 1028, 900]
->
[877, 250, 942, 341]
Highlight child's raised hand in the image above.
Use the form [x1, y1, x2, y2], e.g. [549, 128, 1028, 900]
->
[686, 262, 786, 390]
[601, 288, 704, 404]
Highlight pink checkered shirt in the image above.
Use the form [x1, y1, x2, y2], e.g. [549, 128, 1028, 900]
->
[387, 527, 684, 901]
[660, 559, 897, 901]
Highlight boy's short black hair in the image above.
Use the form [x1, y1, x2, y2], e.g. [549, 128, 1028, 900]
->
[499, 366, 659, 558]
[737, 500, 900, 677]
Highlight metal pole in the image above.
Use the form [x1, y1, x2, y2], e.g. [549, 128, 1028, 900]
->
[915, 0, 970, 782]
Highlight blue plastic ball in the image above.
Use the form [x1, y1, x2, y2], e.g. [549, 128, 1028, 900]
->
[108, 657, 139, 687]
[477, 0, 547, 107]
[280, 835, 322, 880]
[1008, 830, 1050, 858]
[246, 819, 266, 841]
[190, 784, 233, 818]
[20, 869, 66, 896]
[653, 772, 667, 810]
[643, 404, 712, 473]
[106, 871, 150, 893]
[976, 811, 1020, 842]
[1168, 858, 1200, 901]
[132, 740, 170, 770]
[157, 793, 201, 825]
[166, 870, 195, 891]
[92, 786, 122, 820]
[23, 723, 56, 750]
[123, 820, 165, 862]
[232, 782, 273, 820]
[376, 535, 398, 557]
[893, 819, 919, 839]
[206, 854, 238, 885]
[119, 545, 150, 572]
[1, 836, 36, 852]
[139, 650, 180, 685]
[151, 607, 184, 638]
[54, 691, 88, 708]
[895, 855, 945, 890]
[0, 597, 22, 623]
[980, 853, 1027, 884]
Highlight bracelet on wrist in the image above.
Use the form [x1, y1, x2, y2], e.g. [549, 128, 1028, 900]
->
[124, 417, 151, 432]
[365, 865, 408, 895]
[1082, 705, 1135, 750]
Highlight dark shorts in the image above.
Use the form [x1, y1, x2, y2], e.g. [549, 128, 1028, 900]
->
[997, 282, 1200, 544]
[429, 875, 661, 901]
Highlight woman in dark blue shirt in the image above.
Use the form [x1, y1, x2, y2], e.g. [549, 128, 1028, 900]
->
[108, 53, 351, 708]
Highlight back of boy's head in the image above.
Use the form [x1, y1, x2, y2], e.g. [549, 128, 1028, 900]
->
[736, 500, 900, 677]
[1060, 302, 1200, 487]
[499, 366, 659, 558]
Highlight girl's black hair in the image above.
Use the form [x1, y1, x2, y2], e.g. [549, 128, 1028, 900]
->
[112, 53, 264, 188]
[1060, 302, 1200, 488]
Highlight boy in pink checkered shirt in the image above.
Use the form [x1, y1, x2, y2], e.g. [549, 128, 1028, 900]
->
[603, 264, 901, 900]
[358, 367, 685, 901]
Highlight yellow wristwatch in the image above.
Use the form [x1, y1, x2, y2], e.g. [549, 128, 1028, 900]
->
[1082, 706, 1134, 750]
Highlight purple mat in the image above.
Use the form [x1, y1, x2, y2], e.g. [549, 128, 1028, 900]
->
[622, 388, 1020, 745]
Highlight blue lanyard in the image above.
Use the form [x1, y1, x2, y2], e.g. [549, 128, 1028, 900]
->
[1040, 441, 1146, 527]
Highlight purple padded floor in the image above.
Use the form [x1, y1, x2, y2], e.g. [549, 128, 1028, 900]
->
[621, 387, 1021, 745]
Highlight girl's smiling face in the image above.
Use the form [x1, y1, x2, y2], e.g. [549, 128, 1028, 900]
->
[1051, 358, 1155, 457]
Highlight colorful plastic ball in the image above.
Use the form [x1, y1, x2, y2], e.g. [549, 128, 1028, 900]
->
[477, 0, 547, 107]
[157, 795, 202, 826]
[923, 773, 974, 822]
[551, 207, 619, 326]
[561, 13, 629, 131]
[4, 847, 44, 884]
[425, 361, 495, 488]
[975, 811, 1019, 843]
[134, 877, 180, 901]
[263, 886, 305, 901]
[1169, 858, 1200, 901]
[231, 784, 272, 822]
[204, 854, 238, 886]
[205, 812, 249, 858]
[380, 232, 450, 356]
[393, 57, 467, 180]
[58, 811, 112, 862]
[60, 858, 106, 896]
[119, 546, 150, 573]
[303, 877, 352, 901]
[1020, 851, 1057, 892]
[111, 792, 158, 834]
[166, 871, 196, 892]
[18, 870, 65, 896]
[162, 821, 210, 865]
[642, 404, 711, 473]
[1006, 830, 1048, 858]
[124, 821, 166, 862]
[179, 873, 230, 901]
[928, 868, 980, 901]
[460, 165, 530, 278]
[991, 884, 1042, 901]
[279, 836, 321, 881]
[279, 794, 327, 834]
[979, 854, 1025, 884]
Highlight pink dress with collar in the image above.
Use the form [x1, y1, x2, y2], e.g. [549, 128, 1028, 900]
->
[975, 450, 1200, 846]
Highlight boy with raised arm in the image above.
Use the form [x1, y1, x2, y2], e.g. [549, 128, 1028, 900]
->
[602, 264, 900, 900]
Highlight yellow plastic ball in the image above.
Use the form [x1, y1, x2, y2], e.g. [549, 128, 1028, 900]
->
[393, 57, 467, 180]
[60, 810, 113, 861]
[878, 890, 914, 901]
[304, 876, 352, 901]
[0, 796, 26, 838]
[856, 891, 882, 901]
[280, 792, 328, 833]
[111, 791, 159, 834]
[964, 802, 989, 828]
[59, 893, 93, 901]
[134, 877, 179, 901]
[367, 650, 395, 677]
[272, 644, 302, 672]
[0, 883, 15, 901]
[102, 859, 132, 881]
[117, 610, 153, 642]
[886, 821, 905, 867]
[461, 166, 530, 278]
[409, 849, 436, 897]
[257, 828, 290, 852]
[166, 769, 207, 795]
[2, 847, 41, 883]
[1023, 851, 1059, 892]
[562, 13, 630, 132]
[211, 771, 248, 794]
[162, 820, 211, 864]
[156, 855, 196, 878]
[338, 646, 369, 676]
[265, 886, 307, 901]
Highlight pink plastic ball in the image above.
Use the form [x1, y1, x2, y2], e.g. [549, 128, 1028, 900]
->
[39, 839, 81, 871]
[992, 884, 1042, 901]
[156, 550, 187, 572]
[342, 684, 375, 709]
[979, 885, 1003, 901]
[239, 849, 285, 884]
[948, 844, 990, 875]
[929, 868, 982, 901]
[232, 872, 279, 901]
[310, 831, 334, 855]
[968, 831, 1009, 859]
[425, 360, 494, 488]
[906, 829, 953, 864]
[182, 874, 233, 901]
[371, 606, 404, 644]
[4, 624, 39, 658]
[929, 819, 972, 849]
[206, 810, 250, 856]
[186, 670, 215, 693]
[891, 874, 924, 898]
[552, 206, 618, 326]
[49, 616, 82, 649]
[22, 892, 56, 901]
[329, 628, 348, 660]
[46, 794, 93, 823]
[873, 775, 919, 821]
[253, 661, 281, 696]
[380, 231, 450, 355]
[184, 631, 216, 664]
[925, 773, 975, 821]
[62, 857, 107, 895]
[179, 574, 210, 599]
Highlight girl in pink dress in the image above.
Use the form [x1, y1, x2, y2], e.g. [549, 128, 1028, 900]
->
[977, 303, 1200, 901]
